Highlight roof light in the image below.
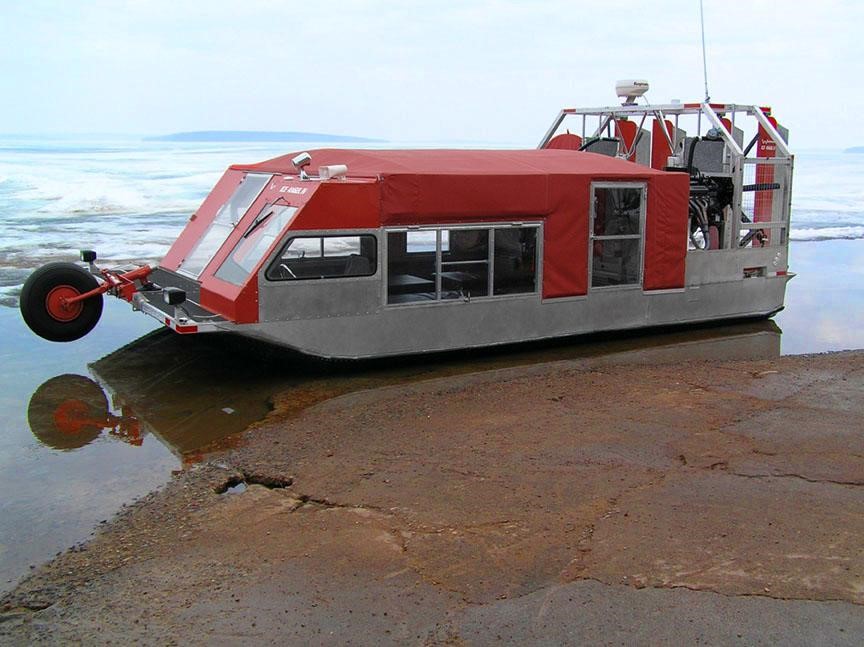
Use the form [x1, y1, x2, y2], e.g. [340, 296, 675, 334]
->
[319, 164, 348, 180]
[292, 152, 312, 180]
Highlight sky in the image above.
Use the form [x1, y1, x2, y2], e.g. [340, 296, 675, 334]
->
[1, 0, 862, 147]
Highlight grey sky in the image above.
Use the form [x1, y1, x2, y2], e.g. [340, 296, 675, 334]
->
[2, 0, 861, 147]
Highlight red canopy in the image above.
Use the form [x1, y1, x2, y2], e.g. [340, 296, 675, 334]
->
[242, 148, 668, 217]
[239, 148, 689, 296]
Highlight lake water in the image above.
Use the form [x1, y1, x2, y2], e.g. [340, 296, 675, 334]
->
[0, 138, 862, 593]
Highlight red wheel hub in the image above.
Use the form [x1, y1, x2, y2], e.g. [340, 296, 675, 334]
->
[45, 285, 83, 322]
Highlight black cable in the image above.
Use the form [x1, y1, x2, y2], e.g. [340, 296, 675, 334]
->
[687, 137, 701, 176]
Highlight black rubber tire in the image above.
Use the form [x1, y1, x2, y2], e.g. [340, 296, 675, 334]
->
[27, 374, 108, 450]
[20, 262, 103, 342]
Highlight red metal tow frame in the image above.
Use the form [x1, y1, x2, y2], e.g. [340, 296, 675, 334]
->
[62, 265, 153, 308]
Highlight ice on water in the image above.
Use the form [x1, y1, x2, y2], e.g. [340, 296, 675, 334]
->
[0, 137, 295, 305]
[789, 151, 864, 241]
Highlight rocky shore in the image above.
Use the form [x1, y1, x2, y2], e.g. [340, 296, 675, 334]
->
[2, 351, 863, 644]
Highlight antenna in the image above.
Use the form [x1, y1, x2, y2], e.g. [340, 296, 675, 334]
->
[699, 0, 710, 102]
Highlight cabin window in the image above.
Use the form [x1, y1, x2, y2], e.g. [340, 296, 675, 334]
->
[214, 204, 298, 285]
[178, 173, 271, 278]
[590, 185, 644, 288]
[441, 228, 490, 299]
[493, 227, 537, 295]
[266, 234, 377, 281]
[386, 231, 437, 303]
[387, 225, 539, 304]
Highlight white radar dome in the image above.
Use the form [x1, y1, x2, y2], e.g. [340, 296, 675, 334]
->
[615, 80, 649, 104]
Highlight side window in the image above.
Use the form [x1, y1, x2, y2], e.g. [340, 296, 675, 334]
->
[590, 186, 643, 288]
[441, 228, 489, 299]
[387, 225, 539, 304]
[284, 238, 321, 259]
[493, 227, 538, 294]
[493, 227, 537, 295]
[386, 231, 436, 303]
[266, 235, 377, 281]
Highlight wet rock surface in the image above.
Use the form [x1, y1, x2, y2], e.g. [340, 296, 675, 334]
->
[2, 351, 863, 644]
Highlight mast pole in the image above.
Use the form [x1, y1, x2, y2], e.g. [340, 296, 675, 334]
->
[699, 0, 711, 102]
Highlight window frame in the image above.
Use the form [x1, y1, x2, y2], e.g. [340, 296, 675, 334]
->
[588, 182, 647, 290]
[384, 222, 543, 307]
[213, 203, 300, 286]
[265, 233, 378, 282]
[177, 172, 272, 279]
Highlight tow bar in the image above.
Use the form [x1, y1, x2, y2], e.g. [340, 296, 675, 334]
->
[20, 248, 225, 342]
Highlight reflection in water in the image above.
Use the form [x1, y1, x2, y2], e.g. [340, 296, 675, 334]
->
[27, 320, 783, 461]
[28, 375, 110, 450]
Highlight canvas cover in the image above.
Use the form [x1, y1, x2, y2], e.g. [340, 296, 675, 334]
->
[240, 149, 689, 297]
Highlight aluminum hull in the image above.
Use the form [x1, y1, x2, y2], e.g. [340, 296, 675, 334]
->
[230, 272, 789, 360]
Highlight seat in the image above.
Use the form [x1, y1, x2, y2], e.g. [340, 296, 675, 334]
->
[344, 254, 371, 276]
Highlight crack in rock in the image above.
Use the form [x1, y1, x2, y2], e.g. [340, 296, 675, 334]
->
[573, 575, 864, 606]
[0, 599, 54, 615]
[729, 471, 864, 487]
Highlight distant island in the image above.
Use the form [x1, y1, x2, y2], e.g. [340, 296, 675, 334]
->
[844, 146, 864, 153]
[146, 130, 384, 143]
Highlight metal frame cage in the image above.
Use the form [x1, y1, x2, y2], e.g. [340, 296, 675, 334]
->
[538, 102, 793, 251]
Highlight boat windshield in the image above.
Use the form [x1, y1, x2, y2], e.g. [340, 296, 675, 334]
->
[177, 173, 271, 278]
[214, 203, 298, 285]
